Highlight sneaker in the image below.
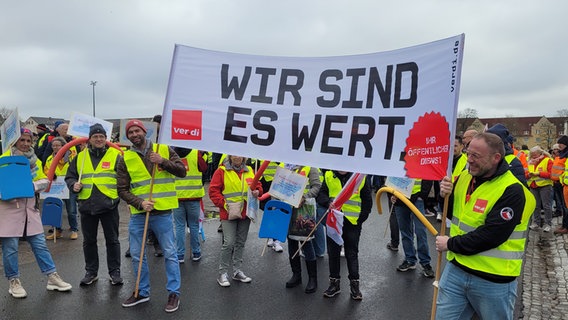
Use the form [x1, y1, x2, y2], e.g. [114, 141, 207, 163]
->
[272, 241, 283, 252]
[8, 278, 27, 298]
[266, 239, 275, 247]
[529, 223, 539, 230]
[70, 231, 78, 240]
[396, 261, 416, 272]
[109, 271, 123, 286]
[554, 227, 568, 234]
[46, 230, 62, 240]
[80, 273, 98, 286]
[424, 209, 435, 217]
[349, 279, 363, 300]
[122, 292, 150, 307]
[46, 272, 72, 291]
[165, 293, 180, 313]
[178, 256, 185, 264]
[192, 253, 202, 262]
[543, 225, 552, 233]
[436, 213, 442, 222]
[232, 270, 252, 283]
[217, 273, 231, 287]
[386, 242, 399, 252]
[422, 265, 435, 278]
[323, 278, 341, 298]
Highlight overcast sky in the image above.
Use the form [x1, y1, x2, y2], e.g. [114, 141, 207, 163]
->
[1, 1, 567, 122]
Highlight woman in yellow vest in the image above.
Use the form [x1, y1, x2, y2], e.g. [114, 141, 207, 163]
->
[0, 128, 72, 298]
[527, 146, 554, 232]
[209, 155, 262, 288]
[44, 136, 79, 240]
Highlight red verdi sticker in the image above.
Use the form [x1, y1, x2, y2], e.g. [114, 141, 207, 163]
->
[473, 199, 488, 213]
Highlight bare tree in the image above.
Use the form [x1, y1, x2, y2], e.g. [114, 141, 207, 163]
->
[458, 108, 478, 119]
[556, 108, 568, 118]
[535, 121, 556, 150]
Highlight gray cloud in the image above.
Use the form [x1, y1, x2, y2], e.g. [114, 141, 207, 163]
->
[1, 0, 567, 121]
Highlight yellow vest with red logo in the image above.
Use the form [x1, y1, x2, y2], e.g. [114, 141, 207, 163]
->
[76, 148, 120, 200]
[448, 170, 535, 277]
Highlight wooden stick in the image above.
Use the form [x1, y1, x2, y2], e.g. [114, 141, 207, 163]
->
[430, 195, 449, 320]
[134, 159, 158, 298]
[261, 238, 269, 257]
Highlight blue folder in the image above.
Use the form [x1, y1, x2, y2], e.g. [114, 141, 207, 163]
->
[0, 156, 35, 200]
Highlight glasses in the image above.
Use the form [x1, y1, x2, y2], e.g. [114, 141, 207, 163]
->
[466, 150, 494, 161]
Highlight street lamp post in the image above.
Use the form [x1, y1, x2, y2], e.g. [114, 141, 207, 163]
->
[90, 81, 97, 117]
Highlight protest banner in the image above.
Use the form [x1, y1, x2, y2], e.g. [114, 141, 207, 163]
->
[158, 34, 464, 180]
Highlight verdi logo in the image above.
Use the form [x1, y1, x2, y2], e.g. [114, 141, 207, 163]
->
[171, 110, 202, 140]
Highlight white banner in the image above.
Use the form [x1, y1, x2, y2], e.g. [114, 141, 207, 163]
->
[68, 112, 113, 140]
[159, 35, 464, 179]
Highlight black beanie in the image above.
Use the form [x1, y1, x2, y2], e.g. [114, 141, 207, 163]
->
[558, 135, 568, 146]
[89, 123, 107, 138]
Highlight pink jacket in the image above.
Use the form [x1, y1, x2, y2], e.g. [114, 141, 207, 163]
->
[0, 196, 44, 237]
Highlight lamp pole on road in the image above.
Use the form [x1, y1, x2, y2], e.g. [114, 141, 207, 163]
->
[90, 80, 97, 117]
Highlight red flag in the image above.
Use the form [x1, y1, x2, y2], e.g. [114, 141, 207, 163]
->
[326, 209, 344, 246]
[331, 173, 366, 210]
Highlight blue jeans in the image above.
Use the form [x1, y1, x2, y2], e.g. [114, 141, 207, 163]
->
[312, 204, 327, 257]
[57, 193, 78, 232]
[129, 212, 180, 297]
[395, 199, 431, 266]
[436, 263, 517, 320]
[1, 234, 57, 279]
[173, 200, 201, 260]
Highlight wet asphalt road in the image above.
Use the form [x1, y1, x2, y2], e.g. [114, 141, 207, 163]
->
[0, 196, 443, 320]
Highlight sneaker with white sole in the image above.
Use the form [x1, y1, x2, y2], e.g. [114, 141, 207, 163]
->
[232, 270, 252, 283]
[46, 272, 72, 291]
[122, 292, 150, 307]
[8, 278, 27, 298]
[272, 241, 283, 252]
[217, 273, 230, 287]
[267, 239, 275, 247]
[396, 261, 416, 272]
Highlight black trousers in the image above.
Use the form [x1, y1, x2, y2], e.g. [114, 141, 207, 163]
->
[327, 220, 361, 280]
[81, 207, 121, 275]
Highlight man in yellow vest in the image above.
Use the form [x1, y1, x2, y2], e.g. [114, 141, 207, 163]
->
[173, 147, 208, 263]
[556, 136, 568, 234]
[65, 124, 123, 286]
[436, 132, 536, 320]
[117, 119, 186, 313]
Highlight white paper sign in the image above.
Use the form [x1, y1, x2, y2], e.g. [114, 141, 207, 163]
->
[268, 166, 308, 208]
[0, 109, 21, 152]
[68, 112, 113, 140]
[385, 176, 415, 199]
[40, 180, 70, 199]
